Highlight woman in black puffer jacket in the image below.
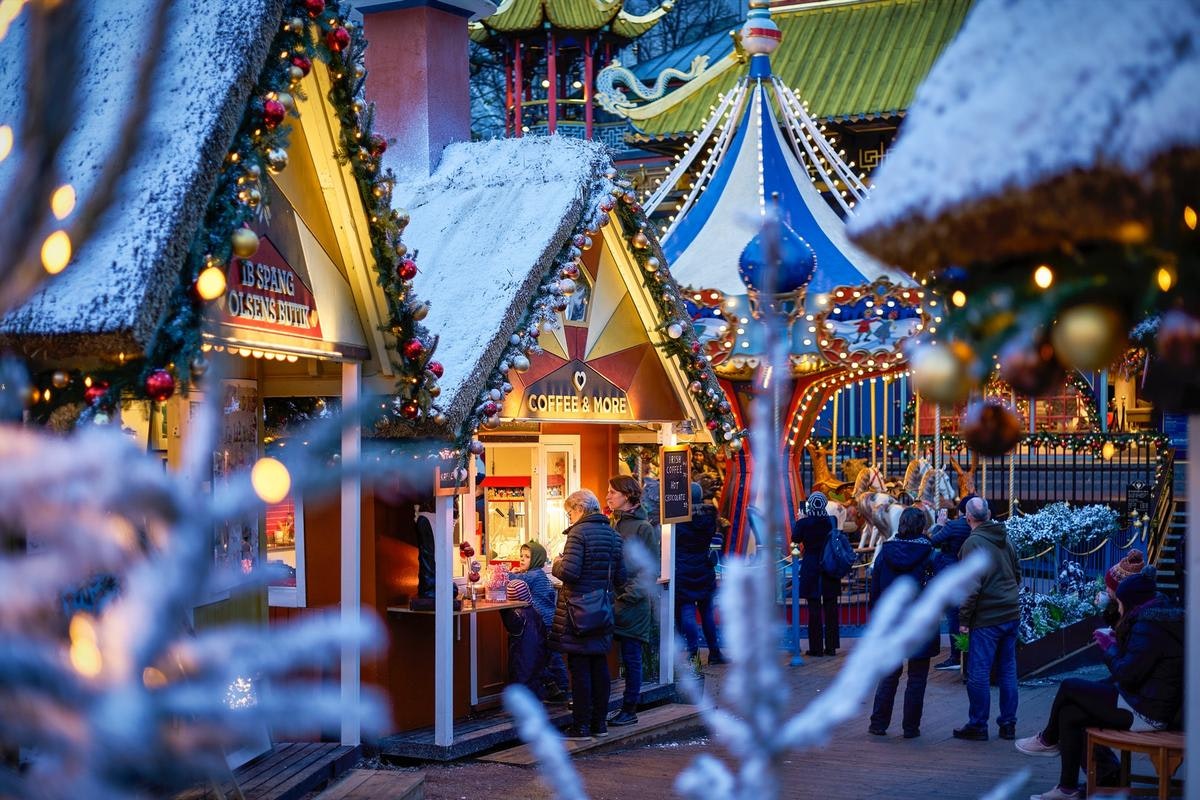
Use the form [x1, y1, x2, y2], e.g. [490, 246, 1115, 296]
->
[675, 482, 725, 665]
[551, 489, 626, 739]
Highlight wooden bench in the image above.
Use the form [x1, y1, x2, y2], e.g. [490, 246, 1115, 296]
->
[1085, 728, 1185, 799]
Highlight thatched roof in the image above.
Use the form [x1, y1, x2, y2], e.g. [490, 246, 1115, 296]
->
[394, 136, 609, 433]
[0, 0, 285, 358]
[847, 0, 1200, 272]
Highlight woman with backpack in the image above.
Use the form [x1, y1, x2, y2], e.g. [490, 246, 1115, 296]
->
[790, 492, 841, 657]
[868, 507, 939, 738]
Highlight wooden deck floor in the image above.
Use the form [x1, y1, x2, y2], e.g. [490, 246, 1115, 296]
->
[173, 743, 358, 800]
[412, 641, 1145, 800]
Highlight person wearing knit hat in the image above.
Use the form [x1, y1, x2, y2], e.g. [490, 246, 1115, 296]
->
[791, 491, 841, 657]
[1114, 567, 1157, 611]
[1105, 550, 1145, 595]
[500, 577, 546, 699]
[1017, 563, 1182, 800]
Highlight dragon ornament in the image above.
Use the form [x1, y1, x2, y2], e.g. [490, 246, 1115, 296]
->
[595, 55, 710, 115]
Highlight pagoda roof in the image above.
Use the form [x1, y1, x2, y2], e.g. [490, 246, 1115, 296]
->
[470, 0, 671, 45]
[623, 0, 971, 137]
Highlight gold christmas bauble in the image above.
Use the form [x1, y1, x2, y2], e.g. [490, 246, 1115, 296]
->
[394, 240, 408, 258]
[1051, 304, 1126, 371]
[411, 301, 430, 321]
[51, 370, 70, 389]
[910, 340, 978, 405]
[231, 228, 260, 258]
[395, 208, 410, 229]
[631, 231, 650, 250]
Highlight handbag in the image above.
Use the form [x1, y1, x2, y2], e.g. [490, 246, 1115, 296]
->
[565, 547, 613, 636]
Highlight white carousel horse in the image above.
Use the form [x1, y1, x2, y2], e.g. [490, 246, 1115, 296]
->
[900, 457, 930, 500]
[840, 464, 896, 552]
[914, 466, 957, 528]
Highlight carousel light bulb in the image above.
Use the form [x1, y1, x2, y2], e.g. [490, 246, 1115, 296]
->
[1185, 206, 1197, 231]
[1034, 265, 1054, 289]
[951, 290, 967, 307]
[1157, 267, 1175, 292]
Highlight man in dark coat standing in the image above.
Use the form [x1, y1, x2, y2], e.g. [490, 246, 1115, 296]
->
[954, 497, 1021, 742]
[790, 492, 841, 657]
[675, 482, 726, 668]
[550, 489, 626, 740]
[929, 494, 975, 669]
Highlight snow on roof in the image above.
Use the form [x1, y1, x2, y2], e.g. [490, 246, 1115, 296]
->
[396, 136, 610, 430]
[848, 0, 1200, 270]
[0, 0, 284, 358]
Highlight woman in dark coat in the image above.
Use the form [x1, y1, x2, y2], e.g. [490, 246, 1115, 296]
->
[790, 492, 840, 656]
[674, 482, 726, 665]
[1016, 569, 1184, 800]
[550, 489, 626, 739]
[868, 507, 938, 738]
[606, 475, 658, 726]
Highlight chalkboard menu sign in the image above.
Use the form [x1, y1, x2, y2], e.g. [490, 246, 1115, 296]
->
[435, 458, 469, 496]
[659, 445, 692, 524]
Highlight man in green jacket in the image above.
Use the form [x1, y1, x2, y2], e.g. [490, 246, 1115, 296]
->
[953, 497, 1021, 743]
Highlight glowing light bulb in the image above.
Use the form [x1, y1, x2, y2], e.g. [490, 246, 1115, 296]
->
[1184, 206, 1197, 231]
[69, 614, 103, 678]
[41, 230, 71, 274]
[1157, 267, 1175, 292]
[50, 184, 76, 220]
[1034, 265, 1054, 289]
[0, 125, 11, 162]
[252, 457, 291, 503]
[951, 290, 967, 307]
[196, 265, 227, 300]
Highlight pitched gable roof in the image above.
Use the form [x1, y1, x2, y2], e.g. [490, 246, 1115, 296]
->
[0, 0, 285, 359]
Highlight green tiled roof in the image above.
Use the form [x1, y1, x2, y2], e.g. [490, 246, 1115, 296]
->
[469, 0, 672, 44]
[631, 0, 973, 137]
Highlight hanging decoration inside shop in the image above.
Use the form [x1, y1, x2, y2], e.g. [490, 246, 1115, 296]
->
[27, 0, 442, 427]
[448, 167, 744, 456]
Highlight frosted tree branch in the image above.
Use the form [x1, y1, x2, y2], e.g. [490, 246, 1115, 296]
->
[503, 685, 589, 800]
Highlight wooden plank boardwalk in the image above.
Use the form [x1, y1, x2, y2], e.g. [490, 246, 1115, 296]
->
[412, 641, 1144, 800]
[173, 743, 358, 800]
[313, 768, 424, 800]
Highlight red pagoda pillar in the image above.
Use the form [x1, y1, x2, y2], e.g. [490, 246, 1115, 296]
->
[584, 35, 594, 139]
[546, 31, 558, 134]
[514, 38, 523, 137]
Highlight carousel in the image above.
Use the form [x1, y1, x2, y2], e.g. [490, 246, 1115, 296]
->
[618, 1, 945, 554]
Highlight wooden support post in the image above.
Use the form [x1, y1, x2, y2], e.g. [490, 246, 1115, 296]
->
[658, 423, 677, 687]
[340, 361, 361, 747]
[434, 492, 455, 747]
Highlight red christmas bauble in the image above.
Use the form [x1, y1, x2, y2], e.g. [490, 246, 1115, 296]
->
[998, 331, 1064, 398]
[84, 381, 110, 406]
[262, 98, 286, 129]
[326, 27, 351, 52]
[368, 134, 387, 158]
[481, 400, 499, 417]
[290, 55, 312, 76]
[144, 369, 176, 402]
[427, 361, 444, 378]
[691, 341, 702, 354]
[303, 0, 325, 16]
[468, 571, 481, 583]
[403, 338, 424, 359]
[400, 401, 419, 420]
[397, 258, 418, 280]
[707, 420, 718, 431]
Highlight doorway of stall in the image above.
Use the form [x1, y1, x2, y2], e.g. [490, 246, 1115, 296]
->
[480, 435, 579, 567]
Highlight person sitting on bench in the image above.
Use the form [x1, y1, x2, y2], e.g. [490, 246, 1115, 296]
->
[1014, 568, 1184, 800]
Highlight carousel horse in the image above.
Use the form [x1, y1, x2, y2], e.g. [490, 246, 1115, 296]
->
[914, 466, 957, 527]
[948, 456, 977, 498]
[805, 443, 854, 500]
[842, 464, 896, 552]
[901, 457, 930, 500]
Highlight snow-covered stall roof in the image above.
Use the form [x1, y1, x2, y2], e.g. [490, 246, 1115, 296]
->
[395, 136, 609, 431]
[848, 0, 1200, 272]
[0, 0, 285, 358]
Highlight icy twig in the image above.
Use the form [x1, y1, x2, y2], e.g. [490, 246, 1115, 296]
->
[978, 769, 1032, 800]
[503, 685, 589, 800]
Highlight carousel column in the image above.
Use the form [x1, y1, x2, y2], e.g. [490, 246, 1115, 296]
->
[657, 423, 677, 686]
[1099, 370, 1109, 431]
[1187, 416, 1199, 794]
[514, 39, 524, 136]
[433, 491, 456, 746]
[831, 389, 839, 477]
[340, 361, 362, 747]
[869, 378, 878, 467]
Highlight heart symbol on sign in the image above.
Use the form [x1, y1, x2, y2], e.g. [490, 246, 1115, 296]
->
[572, 371, 587, 393]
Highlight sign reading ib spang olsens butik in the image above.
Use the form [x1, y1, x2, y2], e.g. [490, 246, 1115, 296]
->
[218, 234, 323, 339]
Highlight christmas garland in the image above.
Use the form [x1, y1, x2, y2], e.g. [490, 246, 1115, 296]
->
[451, 167, 743, 456]
[29, 0, 438, 425]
